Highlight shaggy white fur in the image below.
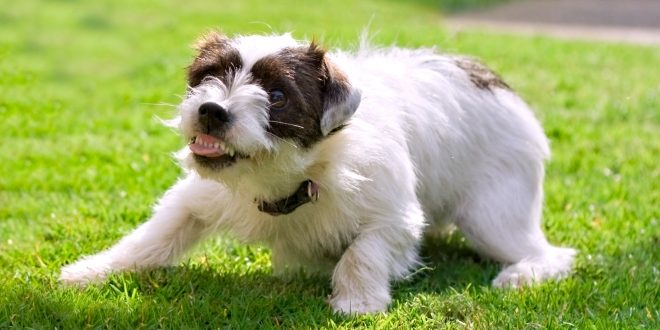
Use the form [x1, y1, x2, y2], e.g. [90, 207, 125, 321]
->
[60, 33, 576, 314]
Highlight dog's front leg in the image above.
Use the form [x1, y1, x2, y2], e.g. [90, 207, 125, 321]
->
[328, 229, 418, 314]
[60, 175, 224, 286]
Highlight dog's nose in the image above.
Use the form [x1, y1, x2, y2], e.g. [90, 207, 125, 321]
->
[198, 102, 230, 123]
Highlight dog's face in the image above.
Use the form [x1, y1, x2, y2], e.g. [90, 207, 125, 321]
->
[175, 32, 361, 185]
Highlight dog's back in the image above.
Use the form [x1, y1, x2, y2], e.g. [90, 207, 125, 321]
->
[334, 48, 549, 225]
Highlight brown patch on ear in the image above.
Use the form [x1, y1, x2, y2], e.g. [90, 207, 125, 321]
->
[452, 56, 511, 91]
[306, 41, 326, 67]
[187, 31, 242, 87]
[322, 57, 351, 104]
[192, 31, 226, 52]
[305, 42, 354, 106]
[317, 49, 361, 136]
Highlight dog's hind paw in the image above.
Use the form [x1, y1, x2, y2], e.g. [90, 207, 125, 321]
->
[492, 247, 577, 288]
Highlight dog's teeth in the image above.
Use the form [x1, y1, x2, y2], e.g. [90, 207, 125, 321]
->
[228, 148, 235, 157]
[220, 141, 226, 150]
[213, 142, 219, 149]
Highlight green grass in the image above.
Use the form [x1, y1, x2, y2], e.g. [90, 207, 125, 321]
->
[1, 0, 658, 328]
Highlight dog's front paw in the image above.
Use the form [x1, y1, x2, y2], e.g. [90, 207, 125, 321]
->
[328, 293, 389, 314]
[59, 255, 112, 286]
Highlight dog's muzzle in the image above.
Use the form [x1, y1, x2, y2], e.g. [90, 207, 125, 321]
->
[188, 102, 250, 168]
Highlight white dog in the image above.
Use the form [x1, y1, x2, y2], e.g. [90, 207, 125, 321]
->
[60, 32, 576, 314]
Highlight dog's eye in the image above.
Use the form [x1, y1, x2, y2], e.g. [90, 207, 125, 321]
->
[268, 90, 287, 109]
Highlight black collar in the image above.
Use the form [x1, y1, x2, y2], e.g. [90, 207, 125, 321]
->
[257, 180, 319, 216]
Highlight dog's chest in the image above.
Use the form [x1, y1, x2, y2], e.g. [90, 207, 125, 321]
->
[283, 208, 355, 252]
[231, 195, 359, 264]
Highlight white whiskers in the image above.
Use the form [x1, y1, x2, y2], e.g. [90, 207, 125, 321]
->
[266, 131, 299, 149]
[269, 120, 305, 129]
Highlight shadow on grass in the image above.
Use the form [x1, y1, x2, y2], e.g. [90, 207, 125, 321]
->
[9, 234, 657, 328]
[415, 232, 499, 287]
[4, 267, 331, 328]
[4, 236, 499, 328]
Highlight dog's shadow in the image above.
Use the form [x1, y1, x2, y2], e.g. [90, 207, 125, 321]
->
[119, 233, 499, 327]
[399, 232, 500, 292]
[21, 235, 497, 327]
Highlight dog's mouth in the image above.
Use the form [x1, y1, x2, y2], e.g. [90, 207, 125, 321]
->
[188, 134, 249, 169]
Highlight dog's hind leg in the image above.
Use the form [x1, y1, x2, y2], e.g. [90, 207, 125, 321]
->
[60, 176, 222, 286]
[453, 166, 576, 288]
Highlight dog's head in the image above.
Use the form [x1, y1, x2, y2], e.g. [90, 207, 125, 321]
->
[175, 32, 361, 187]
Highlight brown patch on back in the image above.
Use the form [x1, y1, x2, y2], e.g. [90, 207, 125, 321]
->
[452, 56, 511, 91]
[187, 31, 242, 87]
[251, 44, 328, 148]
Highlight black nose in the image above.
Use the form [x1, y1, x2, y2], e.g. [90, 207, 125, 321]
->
[198, 102, 230, 123]
[198, 102, 231, 134]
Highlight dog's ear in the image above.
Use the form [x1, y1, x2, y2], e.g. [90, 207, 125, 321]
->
[308, 43, 362, 136]
[193, 31, 229, 53]
[188, 31, 241, 87]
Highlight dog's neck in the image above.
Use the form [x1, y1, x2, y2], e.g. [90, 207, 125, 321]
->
[211, 143, 330, 215]
[256, 180, 319, 216]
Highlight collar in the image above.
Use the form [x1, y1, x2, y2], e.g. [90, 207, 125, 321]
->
[257, 180, 319, 216]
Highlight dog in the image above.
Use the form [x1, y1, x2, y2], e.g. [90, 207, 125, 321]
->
[60, 32, 576, 314]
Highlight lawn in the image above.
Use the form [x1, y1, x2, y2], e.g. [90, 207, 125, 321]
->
[1, 0, 658, 328]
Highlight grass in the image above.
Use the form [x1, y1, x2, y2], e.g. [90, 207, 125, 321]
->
[1, 0, 658, 328]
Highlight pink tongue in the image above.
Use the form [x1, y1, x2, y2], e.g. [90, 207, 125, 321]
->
[189, 134, 224, 157]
